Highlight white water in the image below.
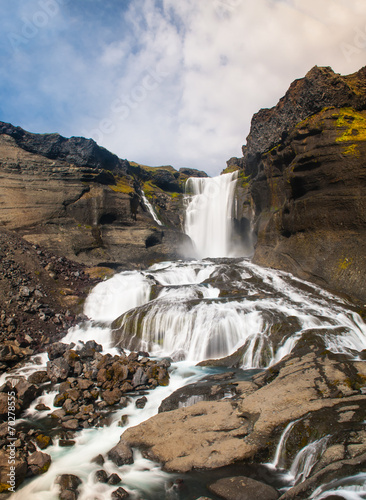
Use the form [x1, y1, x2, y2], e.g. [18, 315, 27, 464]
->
[111, 259, 366, 366]
[311, 473, 366, 500]
[271, 419, 301, 469]
[289, 436, 329, 485]
[4, 170, 366, 499]
[141, 191, 162, 225]
[184, 171, 239, 258]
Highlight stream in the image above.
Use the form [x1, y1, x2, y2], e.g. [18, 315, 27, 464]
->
[4, 172, 366, 499]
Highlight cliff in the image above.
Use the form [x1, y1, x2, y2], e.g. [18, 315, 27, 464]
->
[0, 123, 202, 269]
[231, 66, 366, 303]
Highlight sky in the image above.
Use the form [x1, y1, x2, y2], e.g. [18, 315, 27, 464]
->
[0, 0, 365, 175]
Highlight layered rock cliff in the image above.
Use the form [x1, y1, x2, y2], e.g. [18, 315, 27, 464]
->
[0, 123, 201, 269]
[231, 66, 366, 303]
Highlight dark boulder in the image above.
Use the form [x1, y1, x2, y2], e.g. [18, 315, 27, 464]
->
[208, 476, 279, 500]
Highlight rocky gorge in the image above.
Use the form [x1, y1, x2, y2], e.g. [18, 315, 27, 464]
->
[0, 65, 365, 500]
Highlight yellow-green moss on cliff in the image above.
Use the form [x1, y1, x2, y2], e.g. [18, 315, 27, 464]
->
[335, 108, 366, 143]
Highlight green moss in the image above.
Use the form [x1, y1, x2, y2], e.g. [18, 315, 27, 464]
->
[109, 176, 133, 194]
[342, 144, 360, 156]
[222, 164, 240, 174]
[335, 108, 366, 143]
[339, 257, 353, 270]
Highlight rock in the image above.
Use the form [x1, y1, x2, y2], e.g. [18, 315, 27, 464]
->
[107, 473, 121, 485]
[35, 403, 51, 411]
[102, 388, 123, 406]
[111, 487, 130, 499]
[107, 440, 134, 466]
[91, 454, 105, 466]
[135, 396, 147, 409]
[132, 367, 149, 388]
[47, 358, 71, 382]
[61, 419, 79, 430]
[47, 343, 70, 361]
[57, 474, 82, 500]
[27, 451, 51, 476]
[35, 434, 53, 449]
[15, 379, 42, 408]
[122, 351, 366, 472]
[0, 449, 27, 492]
[208, 477, 279, 500]
[151, 169, 181, 192]
[179, 167, 208, 178]
[234, 66, 366, 303]
[95, 470, 108, 483]
[28, 370, 49, 384]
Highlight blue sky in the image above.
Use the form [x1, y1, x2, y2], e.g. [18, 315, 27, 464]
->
[0, 0, 365, 175]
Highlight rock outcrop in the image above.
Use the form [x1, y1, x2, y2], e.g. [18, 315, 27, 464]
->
[231, 66, 366, 303]
[0, 123, 198, 269]
[122, 341, 366, 497]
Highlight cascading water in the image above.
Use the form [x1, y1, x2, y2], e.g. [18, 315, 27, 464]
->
[4, 169, 366, 499]
[184, 171, 240, 258]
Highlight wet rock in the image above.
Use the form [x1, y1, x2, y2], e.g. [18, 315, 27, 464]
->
[47, 358, 71, 382]
[95, 469, 108, 483]
[208, 476, 279, 500]
[61, 419, 79, 430]
[107, 473, 121, 485]
[91, 454, 104, 466]
[102, 388, 123, 406]
[35, 403, 51, 411]
[111, 487, 130, 499]
[132, 367, 149, 388]
[47, 343, 70, 361]
[28, 370, 49, 385]
[107, 440, 134, 466]
[27, 451, 51, 476]
[57, 474, 82, 500]
[59, 439, 76, 447]
[135, 396, 147, 409]
[15, 379, 42, 408]
[35, 434, 53, 449]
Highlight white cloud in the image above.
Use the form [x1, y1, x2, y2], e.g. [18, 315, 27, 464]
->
[2, 0, 366, 175]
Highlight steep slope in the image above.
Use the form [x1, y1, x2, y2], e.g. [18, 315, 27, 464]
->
[231, 66, 366, 303]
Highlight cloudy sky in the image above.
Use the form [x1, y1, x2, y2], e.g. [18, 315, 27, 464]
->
[0, 0, 365, 175]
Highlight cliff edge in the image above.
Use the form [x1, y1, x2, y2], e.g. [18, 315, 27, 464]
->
[231, 66, 366, 303]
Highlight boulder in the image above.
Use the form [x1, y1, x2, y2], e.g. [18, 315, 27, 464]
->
[27, 451, 51, 476]
[208, 477, 279, 500]
[47, 358, 71, 382]
[107, 440, 134, 466]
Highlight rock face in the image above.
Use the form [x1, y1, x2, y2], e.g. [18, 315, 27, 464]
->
[0, 123, 197, 269]
[231, 66, 366, 303]
[122, 341, 366, 500]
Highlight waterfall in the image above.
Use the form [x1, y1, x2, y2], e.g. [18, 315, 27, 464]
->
[184, 171, 239, 258]
[141, 191, 162, 225]
[271, 419, 300, 469]
[289, 436, 329, 485]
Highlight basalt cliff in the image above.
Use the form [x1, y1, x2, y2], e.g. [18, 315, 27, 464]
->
[230, 65, 366, 304]
[0, 122, 202, 270]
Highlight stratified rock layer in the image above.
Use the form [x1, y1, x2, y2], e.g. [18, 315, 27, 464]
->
[0, 125, 195, 268]
[232, 66, 366, 302]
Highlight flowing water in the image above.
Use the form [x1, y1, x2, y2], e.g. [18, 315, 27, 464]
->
[5, 172, 366, 499]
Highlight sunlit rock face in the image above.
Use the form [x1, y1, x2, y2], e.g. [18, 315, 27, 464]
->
[231, 66, 366, 303]
[0, 123, 196, 269]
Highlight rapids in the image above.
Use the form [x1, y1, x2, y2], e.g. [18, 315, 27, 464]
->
[4, 172, 366, 499]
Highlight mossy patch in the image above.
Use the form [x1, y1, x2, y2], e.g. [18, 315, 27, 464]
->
[109, 176, 133, 194]
[338, 257, 353, 270]
[335, 108, 366, 143]
[342, 144, 360, 157]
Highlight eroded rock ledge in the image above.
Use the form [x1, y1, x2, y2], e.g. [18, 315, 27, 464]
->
[121, 341, 366, 498]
